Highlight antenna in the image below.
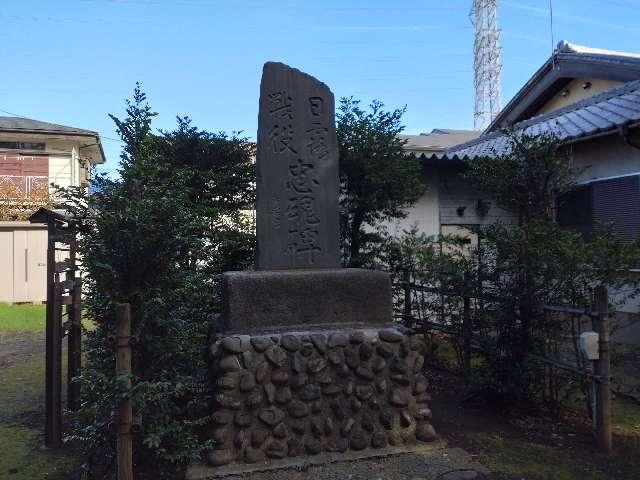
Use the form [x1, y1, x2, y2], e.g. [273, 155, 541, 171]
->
[470, 0, 502, 131]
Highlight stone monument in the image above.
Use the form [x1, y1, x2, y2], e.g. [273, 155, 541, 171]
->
[222, 62, 391, 333]
[203, 62, 436, 471]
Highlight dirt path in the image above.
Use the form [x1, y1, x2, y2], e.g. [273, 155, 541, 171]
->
[188, 444, 489, 480]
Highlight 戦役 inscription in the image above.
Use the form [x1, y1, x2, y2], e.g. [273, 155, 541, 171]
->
[256, 62, 339, 270]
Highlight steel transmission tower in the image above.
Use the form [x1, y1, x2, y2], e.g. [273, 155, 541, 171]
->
[470, 0, 502, 130]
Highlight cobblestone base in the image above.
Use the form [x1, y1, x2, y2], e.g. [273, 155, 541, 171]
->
[207, 326, 436, 467]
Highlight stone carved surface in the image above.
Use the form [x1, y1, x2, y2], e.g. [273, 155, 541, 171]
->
[207, 327, 436, 466]
[256, 62, 339, 270]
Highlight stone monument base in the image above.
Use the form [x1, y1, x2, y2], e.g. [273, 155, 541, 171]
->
[221, 268, 392, 333]
[206, 326, 436, 468]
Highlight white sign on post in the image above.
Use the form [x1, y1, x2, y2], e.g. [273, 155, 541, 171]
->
[579, 331, 600, 360]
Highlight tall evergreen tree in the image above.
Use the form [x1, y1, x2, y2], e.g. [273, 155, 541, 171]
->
[337, 98, 425, 267]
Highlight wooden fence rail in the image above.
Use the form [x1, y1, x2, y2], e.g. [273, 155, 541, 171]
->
[401, 282, 613, 454]
[35, 208, 82, 448]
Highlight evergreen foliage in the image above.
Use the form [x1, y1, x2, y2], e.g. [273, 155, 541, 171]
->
[60, 84, 255, 477]
[381, 131, 640, 406]
[336, 97, 425, 267]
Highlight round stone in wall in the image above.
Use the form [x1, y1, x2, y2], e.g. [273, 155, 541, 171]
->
[244, 447, 265, 464]
[371, 430, 388, 448]
[389, 389, 409, 407]
[246, 390, 263, 409]
[349, 331, 365, 344]
[251, 337, 273, 352]
[376, 343, 395, 358]
[219, 355, 243, 372]
[273, 422, 288, 438]
[221, 336, 249, 354]
[239, 372, 256, 392]
[416, 422, 437, 442]
[288, 399, 309, 418]
[281, 334, 301, 352]
[299, 384, 321, 401]
[328, 333, 348, 348]
[265, 346, 288, 367]
[275, 386, 292, 404]
[215, 393, 242, 410]
[234, 412, 253, 428]
[310, 333, 327, 352]
[212, 410, 233, 425]
[350, 429, 368, 450]
[207, 449, 233, 466]
[271, 369, 289, 384]
[378, 329, 403, 343]
[327, 349, 343, 365]
[251, 428, 269, 447]
[258, 406, 285, 427]
[266, 440, 288, 459]
[255, 362, 269, 384]
[304, 437, 322, 454]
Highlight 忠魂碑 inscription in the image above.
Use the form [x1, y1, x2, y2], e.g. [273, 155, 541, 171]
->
[256, 62, 339, 269]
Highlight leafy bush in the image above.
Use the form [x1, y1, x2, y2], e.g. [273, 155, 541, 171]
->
[379, 131, 640, 408]
[61, 85, 255, 477]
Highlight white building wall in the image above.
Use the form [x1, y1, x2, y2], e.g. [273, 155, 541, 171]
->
[570, 131, 640, 184]
[382, 168, 440, 238]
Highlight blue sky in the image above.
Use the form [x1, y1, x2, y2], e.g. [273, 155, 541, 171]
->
[2, 0, 640, 174]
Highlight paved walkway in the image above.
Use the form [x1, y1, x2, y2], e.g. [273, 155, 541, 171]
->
[187, 442, 489, 480]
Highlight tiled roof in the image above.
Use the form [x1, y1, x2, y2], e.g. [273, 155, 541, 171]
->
[0, 116, 98, 136]
[446, 80, 640, 160]
[486, 40, 640, 133]
[400, 129, 480, 153]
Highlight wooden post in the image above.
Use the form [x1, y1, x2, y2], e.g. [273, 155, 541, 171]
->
[67, 270, 82, 411]
[45, 224, 62, 448]
[594, 285, 612, 454]
[402, 268, 412, 327]
[462, 273, 472, 376]
[116, 303, 133, 480]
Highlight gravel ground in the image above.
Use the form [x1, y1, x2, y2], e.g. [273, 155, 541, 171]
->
[0, 332, 46, 369]
[188, 443, 489, 480]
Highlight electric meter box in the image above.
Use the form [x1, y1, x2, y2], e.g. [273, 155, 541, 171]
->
[579, 331, 600, 360]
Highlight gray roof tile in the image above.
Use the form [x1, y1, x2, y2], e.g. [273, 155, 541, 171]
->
[446, 80, 640, 160]
[0, 116, 98, 136]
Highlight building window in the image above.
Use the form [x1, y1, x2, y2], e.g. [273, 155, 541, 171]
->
[557, 175, 640, 243]
[0, 141, 45, 151]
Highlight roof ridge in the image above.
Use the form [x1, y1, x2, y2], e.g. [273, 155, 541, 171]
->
[559, 41, 640, 59]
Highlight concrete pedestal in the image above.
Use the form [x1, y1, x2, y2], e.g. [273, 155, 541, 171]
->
[221, 268, 392, 333]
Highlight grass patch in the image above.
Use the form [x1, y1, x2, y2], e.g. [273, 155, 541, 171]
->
[469, 432, 609, 480]
[0, 303, 46, 336]
[0, 424, 77, 480]
[614, 397, 640, 437]
[0, 351, 48, 420]
[0, 354, 78, 480]
[0, 325, 79, 479]
[0, 303, 95, 341]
